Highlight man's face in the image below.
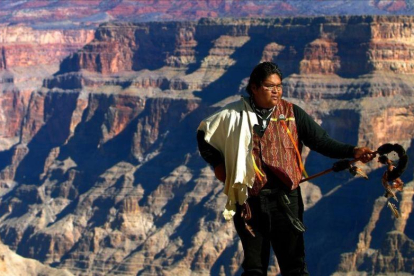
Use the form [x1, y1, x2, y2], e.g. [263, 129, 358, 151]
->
[251, 74, 282, 108]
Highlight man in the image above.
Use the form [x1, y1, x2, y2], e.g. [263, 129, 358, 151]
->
[197, 62, 375, 275]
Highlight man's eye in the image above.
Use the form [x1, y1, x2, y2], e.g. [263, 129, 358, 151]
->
[264, 85, 282, 89]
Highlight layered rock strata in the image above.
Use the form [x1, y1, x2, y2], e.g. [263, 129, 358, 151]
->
[0, 16, 413, 275]
[0, 241, 73, 276]
[0, 0, 411, 26]
[0, 25, 95, 152]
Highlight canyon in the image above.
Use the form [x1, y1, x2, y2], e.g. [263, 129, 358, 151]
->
[0, 15, 413, 275]
[0, 0, 412, 27]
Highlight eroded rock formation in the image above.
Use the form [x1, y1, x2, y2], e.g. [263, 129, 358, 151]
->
[0, 16, 413, 275]
[0, 0, 411, 26]
[0, 241, 73, 276]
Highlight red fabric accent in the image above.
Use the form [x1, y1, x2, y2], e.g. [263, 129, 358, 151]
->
[250, 100, 302, 195]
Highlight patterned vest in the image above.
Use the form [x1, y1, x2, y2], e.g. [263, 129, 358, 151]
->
[250, 99, 302, 196]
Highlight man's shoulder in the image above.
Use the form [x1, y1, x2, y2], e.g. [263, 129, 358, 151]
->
[222, 97, 246, 111]
[279, 100, 311, 123]
[284, 101, 305, 114]
[277, 99, 296, 115]
[198, 97, 248, 140]
[210, 97, 246, 117]
[280, 98, 295, 108]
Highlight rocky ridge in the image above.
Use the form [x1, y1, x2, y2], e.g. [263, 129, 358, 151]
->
[0, 241, 73, 276]
[0, 16, 413, 275]
[0, 0, 412, 27]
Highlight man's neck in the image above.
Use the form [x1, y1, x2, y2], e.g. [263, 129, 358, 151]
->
[250, 97, 274, 116]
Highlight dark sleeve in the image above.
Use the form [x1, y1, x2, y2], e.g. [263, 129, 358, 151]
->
[197, 130, 224, 168]
[293, 104, 355, 159]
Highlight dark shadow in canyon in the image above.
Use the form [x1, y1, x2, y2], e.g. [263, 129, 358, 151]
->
[369, 138, 413, 249]
[185, 40, 212, 75]
[49, 102, 142, 225]
[304, 109, 360, 195]
[335, 18, 373, 78]
[0, 148, 14, 172]
[14, 92, 79, 184]
[56, 54, 81, 75]
[210, 236, 241, 275]
[397, 137, 414, 242]
[301, 108, 365, 275]
[304, 168, 386, 275]
[132, 112, 201, 207]
[185, 24, 216, 75]
[56, 94, 140, 191]
[151, 156, 209, 228]
[192, 36, 269, 104]
[155, 189, 216, 264]
[51, 96, 201, 227]
[132, 23, 179, 72]
[305, 137, 413, 275]
[194, 28, 319, 105]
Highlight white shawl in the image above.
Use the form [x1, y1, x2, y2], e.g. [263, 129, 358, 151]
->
[197, 97, 259, 220]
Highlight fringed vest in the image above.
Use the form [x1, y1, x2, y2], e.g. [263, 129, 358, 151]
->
[250, 100, 303, 196]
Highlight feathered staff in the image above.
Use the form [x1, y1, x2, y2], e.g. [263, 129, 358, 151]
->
[300, 143, 408, 217]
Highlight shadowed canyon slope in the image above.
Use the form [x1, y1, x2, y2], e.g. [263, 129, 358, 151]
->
[0, 16, 414, 275]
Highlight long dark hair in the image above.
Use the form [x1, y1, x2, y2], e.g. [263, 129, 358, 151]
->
[246, 62, 283, 95]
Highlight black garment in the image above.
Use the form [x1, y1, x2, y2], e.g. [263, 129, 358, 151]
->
[196, 130, 224, 168]
[233, 187, 309, 276]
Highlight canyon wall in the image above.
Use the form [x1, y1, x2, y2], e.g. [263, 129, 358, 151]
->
[0, 16, 413, 275]
[0, 25, 95, 151]
[0, 0, 411, 26]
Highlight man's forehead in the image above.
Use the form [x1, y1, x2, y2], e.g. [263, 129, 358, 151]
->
[263, 74, 281, 82]
[263, 77, 282, 85]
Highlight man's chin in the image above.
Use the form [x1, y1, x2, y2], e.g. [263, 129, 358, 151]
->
[271, 98, 280, 106]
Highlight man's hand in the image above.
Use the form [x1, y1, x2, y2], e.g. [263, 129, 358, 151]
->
[353, 147, 376, 163]
[214, 163, 226, 182]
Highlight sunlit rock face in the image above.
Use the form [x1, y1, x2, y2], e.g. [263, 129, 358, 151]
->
[0, 25, 95, 154]
[0, 241, 73, 276]
[0, 16, 413, 275]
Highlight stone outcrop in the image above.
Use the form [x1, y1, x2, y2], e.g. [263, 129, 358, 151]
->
[0, 241, 73, 276]
[335, 182, 414, 274]
[0, 16, 413, 275]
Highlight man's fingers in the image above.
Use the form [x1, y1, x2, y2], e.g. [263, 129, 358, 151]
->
[354, 147, 376, 163]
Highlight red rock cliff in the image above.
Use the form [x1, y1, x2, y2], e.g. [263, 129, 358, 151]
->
[0, 16, 413, 276]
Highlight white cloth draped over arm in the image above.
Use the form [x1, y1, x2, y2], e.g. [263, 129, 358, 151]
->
[197, 97, 258, 220]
